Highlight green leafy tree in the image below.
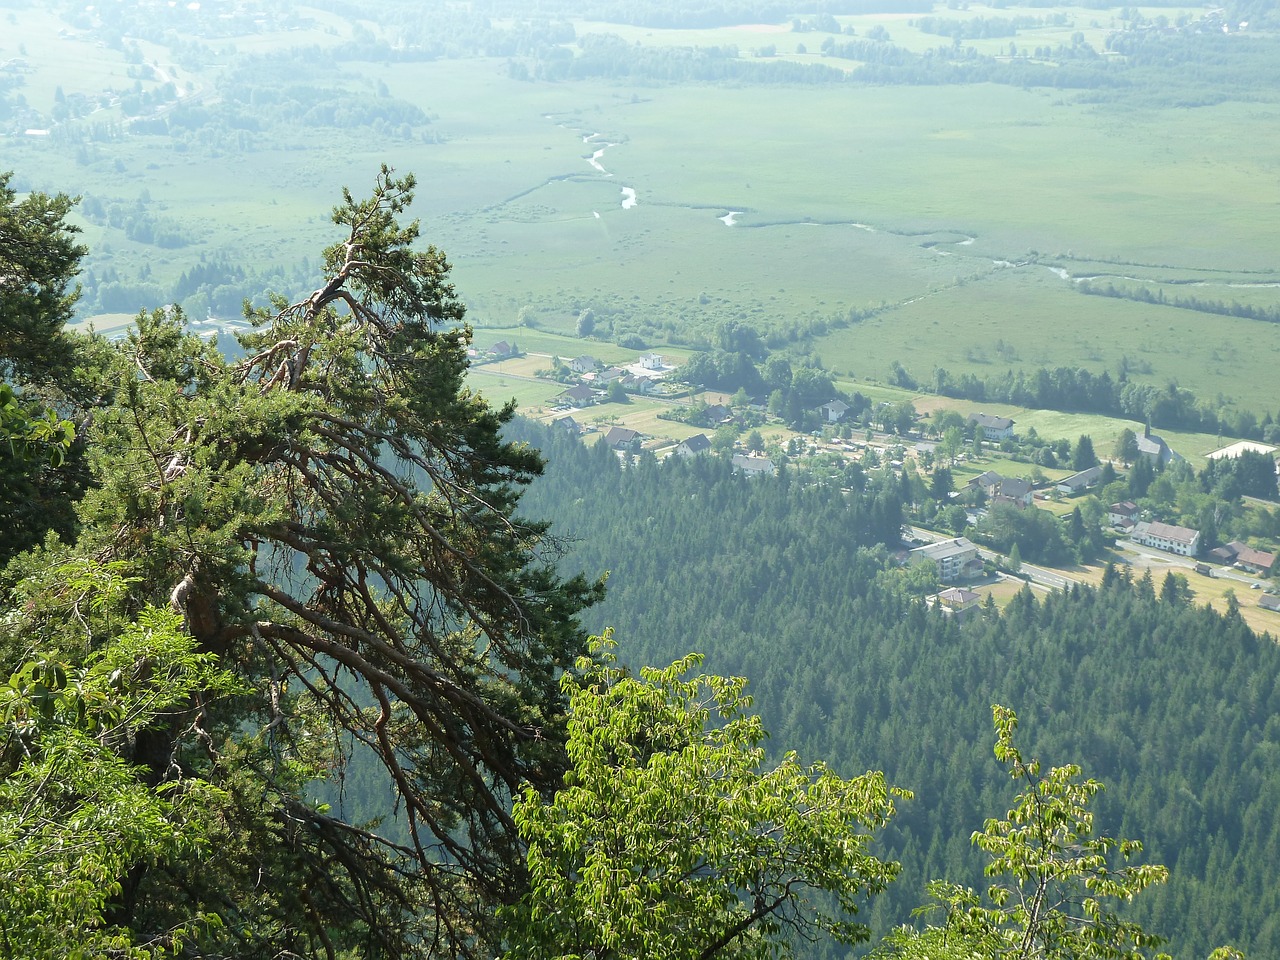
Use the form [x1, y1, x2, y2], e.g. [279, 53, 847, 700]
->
[886, 705, 1171, 960]
[5, 167, 603, 958]
[0, 382, 74, 461]
[1113, 428, 1139, 466]
[0, 172, 85, 389]
[713, 422, 740, 455]
[939, 425, 966, 464]
[607, 378, 630, 404]
[504, 635, 906, 960]
[940, 503, 969, 535]
[0, 560, 239, 959]
[931, 466, 954, 501]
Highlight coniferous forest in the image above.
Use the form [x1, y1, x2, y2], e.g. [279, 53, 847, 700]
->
[513, 421, 1280, 959]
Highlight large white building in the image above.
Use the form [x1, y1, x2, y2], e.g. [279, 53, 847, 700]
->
[968, 412, 1015, 441]
[1131, 520, 1200, 557]
[909, 537, 984, 583]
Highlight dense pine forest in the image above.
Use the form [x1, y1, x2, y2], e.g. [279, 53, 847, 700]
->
[513, 421, 1280, 958]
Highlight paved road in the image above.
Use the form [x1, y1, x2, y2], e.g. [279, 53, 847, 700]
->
[1114, 540, 1263, 589]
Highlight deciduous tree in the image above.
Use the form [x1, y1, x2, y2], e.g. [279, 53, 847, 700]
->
[880, 705, 1171, 960]
[503, 636, 906, 960]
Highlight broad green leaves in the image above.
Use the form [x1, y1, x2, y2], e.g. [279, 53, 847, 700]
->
[505, 634, 907, 960]
[0, 384, 74, 464]
[882, 705, 1172, 960]
[0, 561, 238, 959]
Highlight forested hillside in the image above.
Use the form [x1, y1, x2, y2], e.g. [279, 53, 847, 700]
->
[514, 421, 1280, 958]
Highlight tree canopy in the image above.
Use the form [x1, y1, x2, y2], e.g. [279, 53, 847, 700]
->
[0, 172, 93, 565]
[504, 634, 906, 960]
[2, 167, 603, 958]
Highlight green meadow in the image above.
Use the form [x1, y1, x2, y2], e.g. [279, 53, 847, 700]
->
[7, 4, 1280, 422]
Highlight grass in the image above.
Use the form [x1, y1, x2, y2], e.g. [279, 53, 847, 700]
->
[910, 393, 1235, 469]
[9, 7, 1280, 428]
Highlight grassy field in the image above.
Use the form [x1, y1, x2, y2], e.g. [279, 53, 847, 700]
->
[911, 393, 1235, 468]
[8, 6, 1280, 425]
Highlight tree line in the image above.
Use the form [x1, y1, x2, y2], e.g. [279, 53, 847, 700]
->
[927, 362, 1280, 443]
[1080, 279, 1280, 326]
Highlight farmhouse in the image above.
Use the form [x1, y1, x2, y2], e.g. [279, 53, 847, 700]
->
[970, 473, 1032, 507]
[927, 586, 982, 621]
[558, 384, 597, 407]
[1208, 545, 1237, 564]
[486, 340, 516, 359]
[1236, 547, 1276, 576]
[604, 426, 641, 451]
[1108, 501, 1140, 527]
[1259, 594, 1280, 613]
[968, 412, 1015, 441]
[1222, 541, 1276, 576]
[550, 416, 582, 437]
[674, 434, 712, 458]
[995, 477, 1033, 508]
[618, 374, 655, 395]
[909, 537, 984, 584]
[569, 355, 599, 374]
[698, 404, 733, 427]
[731, 454, 777, 478]
[1203, 541, 1273, 575]
[1131, 520, 1200, 557]
[967, 471, 1004, 495]
[1057, 466, 1103, 495]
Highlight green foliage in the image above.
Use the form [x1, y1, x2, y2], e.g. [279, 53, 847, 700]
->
[516, 422, 1280, 957]
[0, 174, 94, 566]
[1073, 436, 1098, 472]
[0, 560, 238, 959]
[0, 172, 85, 389]
[504, 634, 906, 960]
[0, 383, 74, 463]
[3, 169, 603, 958]
[894, 706, 1170, 960]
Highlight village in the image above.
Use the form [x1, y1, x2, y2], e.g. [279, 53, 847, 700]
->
[470, 338, 1280, 630]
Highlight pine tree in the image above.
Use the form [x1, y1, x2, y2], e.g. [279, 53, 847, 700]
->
[4, 168, 603, 958]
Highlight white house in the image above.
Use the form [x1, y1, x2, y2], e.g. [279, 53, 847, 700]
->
[1108, 501, 1140, 527]
[968, 412, 1015, 441]
[731, 454, 777, 478]
[1131, 520, 1200, 557]
[675, 434, 712, 457]
[820, 399, 851, 423]
[909, 537, 984, 583]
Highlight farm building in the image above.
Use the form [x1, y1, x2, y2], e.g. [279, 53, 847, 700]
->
[968, 412, 1015, 441]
